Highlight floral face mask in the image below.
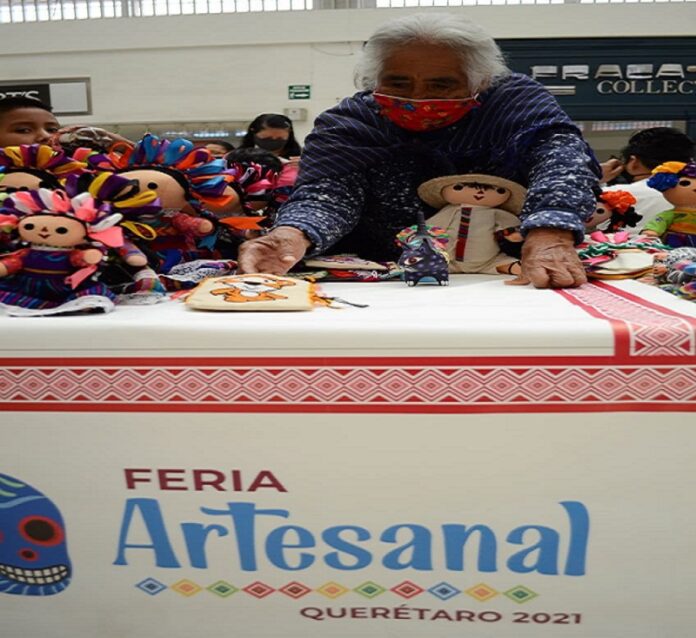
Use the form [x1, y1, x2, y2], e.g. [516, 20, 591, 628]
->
[373, 93, 480, 132]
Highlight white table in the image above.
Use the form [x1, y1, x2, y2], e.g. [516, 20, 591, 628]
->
[1, 276, 695, 638]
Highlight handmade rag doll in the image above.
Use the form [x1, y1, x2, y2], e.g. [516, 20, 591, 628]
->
[0, 145, 86, 197]
[82, 134, 246, 272]
[643, 161, 696, 248]
[417, 174, 526, 276]
[65, 172, 167, 301]
[586, 190, 642, 233]
[0, 189, 123, 316]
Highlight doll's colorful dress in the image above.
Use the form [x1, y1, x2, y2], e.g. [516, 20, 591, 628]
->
[0, 247, 115, 314]
[643, 208, 696, 248]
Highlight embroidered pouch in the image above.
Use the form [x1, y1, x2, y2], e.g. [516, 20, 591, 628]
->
[184, 273, 372, 311]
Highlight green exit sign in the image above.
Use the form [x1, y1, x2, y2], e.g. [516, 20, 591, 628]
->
[288, 84, 311, 100]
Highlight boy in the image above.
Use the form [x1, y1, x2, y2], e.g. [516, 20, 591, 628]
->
[0, 96, 60, 147]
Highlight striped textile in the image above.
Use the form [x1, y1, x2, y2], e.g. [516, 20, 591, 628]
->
[277, 73, 600, 259]
[455, 207, 472, 261]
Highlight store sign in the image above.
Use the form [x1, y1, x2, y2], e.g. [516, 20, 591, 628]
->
[530, 63, 695, 96]
[0, 79, 90, 115]
[288, 84, 311, 100]
[499, 37, 696, 120]
[0, 83, 51, 103]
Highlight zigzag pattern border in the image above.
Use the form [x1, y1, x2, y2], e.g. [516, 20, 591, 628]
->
[558, 282, 696, 358]
[1, 361, 694, 412]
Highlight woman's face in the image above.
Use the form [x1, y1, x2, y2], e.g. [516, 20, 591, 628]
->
[254, 127, 290, 154]
[376, 42, 470, 100]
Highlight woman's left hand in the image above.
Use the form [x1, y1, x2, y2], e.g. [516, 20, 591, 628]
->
[518, 228, 587, 289]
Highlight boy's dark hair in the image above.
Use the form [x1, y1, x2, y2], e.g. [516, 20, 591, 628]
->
[621, 127, 694, 169]
[240, 113, 302, 159]
[0, 96, 53, 118]
[206, 139, 235, 152]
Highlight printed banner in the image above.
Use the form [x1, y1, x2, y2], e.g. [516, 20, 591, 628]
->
[1, 411, 694, 637]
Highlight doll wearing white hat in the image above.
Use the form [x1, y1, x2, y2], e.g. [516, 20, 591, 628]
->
[418, 174, 526, 275]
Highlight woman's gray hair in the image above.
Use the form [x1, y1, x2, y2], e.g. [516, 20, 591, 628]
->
[354, 12, 510, 94]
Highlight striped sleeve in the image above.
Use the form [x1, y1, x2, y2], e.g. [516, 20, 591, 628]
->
[518, 130, 601, 243]
[275, 171, 368, 254]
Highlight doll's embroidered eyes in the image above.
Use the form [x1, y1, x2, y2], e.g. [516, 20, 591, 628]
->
[496, 188, 507, 194]
[452, 184, 464, 191]
[678, 179, 692, 187]
[23, 223, 35, 230]
[55, 227, 69, 235]
[147, 182, 159, 189]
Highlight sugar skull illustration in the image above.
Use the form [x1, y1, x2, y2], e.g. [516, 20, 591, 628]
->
[0, 473, 71, 595]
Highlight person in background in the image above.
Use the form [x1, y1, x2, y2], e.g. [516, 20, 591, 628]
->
[603, 127, 695, 230]
[0, 97, 60, 147]
[205, 139, 235, 159]
[0, 97, 132, 154]
[240, 113, 302, 212]
[238, 13, 599, 288]
[239, 113, 302, 161]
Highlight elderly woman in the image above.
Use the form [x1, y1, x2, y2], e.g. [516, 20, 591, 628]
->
[239, 13, 599, 288]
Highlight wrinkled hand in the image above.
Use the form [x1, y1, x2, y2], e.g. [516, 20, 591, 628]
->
[599, 158, 624, 184]
[512, 228, 587, 289]
[237, 226, 311, 275]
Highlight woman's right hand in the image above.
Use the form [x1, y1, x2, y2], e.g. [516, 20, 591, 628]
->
[237, 226, 311, 274]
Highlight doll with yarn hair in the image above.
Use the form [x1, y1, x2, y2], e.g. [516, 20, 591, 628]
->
[83, 134, 247, 272]
[65, 172, 167, 300]
[586, 190, 642, 233]
[0, 145, 87, 256]
[643, 162, 696, 248]
[0, 144, 86, 195]
[0, 189, 124, 316]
